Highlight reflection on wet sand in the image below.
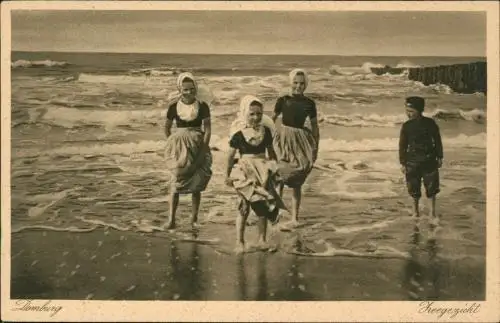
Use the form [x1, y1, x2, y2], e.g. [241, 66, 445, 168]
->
[256, 253, 268, 300]
[236, 255, 248, 300]
[169, 232, 204, 300]
[152, 219, 475, 301]
[271, 255, 316, 301]
[235, 253, 269, 300]
[403, 222, 441, 300]
[234, 252, 317, 300]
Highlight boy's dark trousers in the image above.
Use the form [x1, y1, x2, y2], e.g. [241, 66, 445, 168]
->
[404, 158, 440, 199]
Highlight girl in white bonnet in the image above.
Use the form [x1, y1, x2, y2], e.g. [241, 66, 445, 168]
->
[164, 72, 213, 229]
[272, 68, 320, 228]
[225, 95, 287, 254]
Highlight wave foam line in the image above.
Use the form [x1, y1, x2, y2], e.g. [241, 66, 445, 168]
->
[288, 240, 409, 259]
[327, 218, 400, 234]
[24, 106, 165, 129]
[12, 59, 69, 68]
[27, 188, 77, 218]
[318, 132, 485, 153]
[78, 73, 173, 85]
[75, 216, 130, 231]
[20, 104, 485, 131]
[323, 109, 485, 128]
[12, 225, 98, 233]
[14, 132, 485, 160]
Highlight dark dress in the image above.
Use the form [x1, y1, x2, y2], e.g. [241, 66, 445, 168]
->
[272, 95, 318, 187]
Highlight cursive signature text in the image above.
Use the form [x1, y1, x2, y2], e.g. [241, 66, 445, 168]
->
[12, 300, 63, 317]
[418, 301, 481, 319]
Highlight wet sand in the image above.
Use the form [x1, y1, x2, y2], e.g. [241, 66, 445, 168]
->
[11, 226, 485, 301]
[10, 150, 486, 301]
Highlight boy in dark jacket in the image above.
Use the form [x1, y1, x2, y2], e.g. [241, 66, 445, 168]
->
[399, 96, 443, 223]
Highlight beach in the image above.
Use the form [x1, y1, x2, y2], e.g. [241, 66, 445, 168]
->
[11, 191, 485, 301]
[10, 51, 486, 300]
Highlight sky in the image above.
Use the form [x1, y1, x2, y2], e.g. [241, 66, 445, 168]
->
[11, 10, 486, 56]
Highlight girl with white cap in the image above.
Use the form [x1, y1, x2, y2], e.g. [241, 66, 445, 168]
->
[272, 68, 320, 227]
[225, 95, 287, 254]
[164, 72, 213, 229]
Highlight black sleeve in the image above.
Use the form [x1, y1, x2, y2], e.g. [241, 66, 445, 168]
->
[229, 132, 241, 149]
[431, 120, 443, 159]
[399, 124, 408, 165]
[274, 96, 285, 115]
[198, 101, 211, 119]
[308, 100, 318, 119]
[166, 103, 176, 121]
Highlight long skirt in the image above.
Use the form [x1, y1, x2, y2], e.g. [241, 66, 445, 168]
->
[164, 127, 212, 194]
[231, 155, 287, 224]
[273, 125, 316, 188]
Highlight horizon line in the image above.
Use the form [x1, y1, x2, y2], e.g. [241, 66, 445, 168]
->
[10, 49, 487, 58]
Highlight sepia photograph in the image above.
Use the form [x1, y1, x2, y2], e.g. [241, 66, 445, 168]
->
[1, 1, 499, 322]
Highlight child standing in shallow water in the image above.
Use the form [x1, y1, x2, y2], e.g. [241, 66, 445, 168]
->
[399, 96, 443, 224]
[272, 68, 319, 227]
[225, 95, 287, 254]
[164, 73, 212, 229]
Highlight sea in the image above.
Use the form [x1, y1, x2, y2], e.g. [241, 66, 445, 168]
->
[10, 51, 486, 275]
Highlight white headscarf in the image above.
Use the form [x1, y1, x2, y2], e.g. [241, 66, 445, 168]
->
[175, 72, 199, 121]
[288, 68, 309, 93]
[229, 95, 268, 145]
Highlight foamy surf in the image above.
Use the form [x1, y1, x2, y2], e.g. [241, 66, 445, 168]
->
[318, 132, 485, 153]
[12, 132, 485, 160]
[11, 225, 98, 233]
[26, 106, 166, 129]
[281, 236, 409, 259]
[322, 109, 485, 128]
[11, 59, 69, 68]
[329, 62, 386, 76]
[18, 103, 485, 132]
[26, 188, 80, 218]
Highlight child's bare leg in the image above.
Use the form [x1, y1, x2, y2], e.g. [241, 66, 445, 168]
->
[275, 182, 287, 220]
[257, 216, 268, 249]
[412, 198, 420, 218]
[429, 196, 440, 227]
[291, 186, 302, 224]
[167, 192, 179, 229]
[235, 211, 248, 253]
[191, 192, 201, 226]
[429, 196, 436, 218]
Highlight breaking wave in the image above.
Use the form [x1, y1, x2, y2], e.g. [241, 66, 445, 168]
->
[14, 132, 485, 159]
[323, 108, 486, 127]
[15, 103, 485, 130]
[12, 59, 69, 68]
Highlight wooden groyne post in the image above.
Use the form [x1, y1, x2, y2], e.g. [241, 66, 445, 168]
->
[371, 62, 487, 94]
